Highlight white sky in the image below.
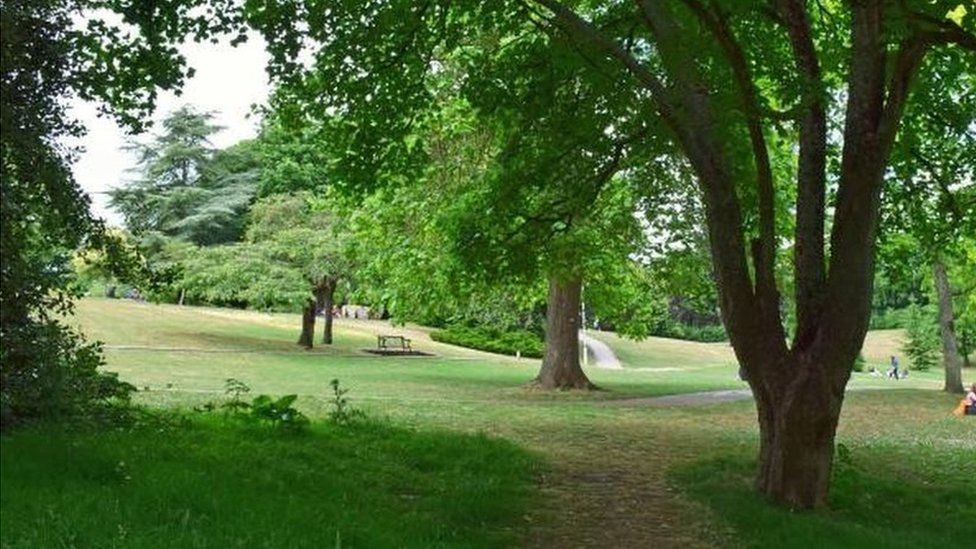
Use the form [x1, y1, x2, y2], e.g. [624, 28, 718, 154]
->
[68, 33, 271, 225]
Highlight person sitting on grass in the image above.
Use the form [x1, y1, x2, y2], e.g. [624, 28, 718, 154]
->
[966, 383, 976, 416]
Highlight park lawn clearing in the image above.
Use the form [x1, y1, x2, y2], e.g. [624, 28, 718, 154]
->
[27, 298, 976, 546]
[0, 416, 540, 548]
[72, 298, 751, 404]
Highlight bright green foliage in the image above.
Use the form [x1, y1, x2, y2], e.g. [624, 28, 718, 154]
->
[256, 118, 332, 196]
[902, 305, 940, 371]
[876, 34, 976, 355]
[246, 191, 355, 293]
[244, 0, 742, 344]
[178, 243, 308, 308]
[174, 192, 355, 312]
[346, 122, 547, 329]
[956, 241, 976, 363]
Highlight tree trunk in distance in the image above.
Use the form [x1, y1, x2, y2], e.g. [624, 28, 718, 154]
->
[933, 259, 964, 393]
[297, 299, 315, 349]
[533, 274, 594, 390]
[320, 281, 336, 345]
[752, 354, 846, 509]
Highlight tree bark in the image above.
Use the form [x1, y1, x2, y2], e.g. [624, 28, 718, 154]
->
[315, 280, 337, 345]
[753, 357, 846, 509]
[933, 259, 964, 393]
[533, 274, 594, 390]
[297, 299, 315, 349]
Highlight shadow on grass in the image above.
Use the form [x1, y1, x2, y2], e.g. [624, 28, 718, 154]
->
[671, 450, 972, 549]
[1, 415, 541, 548]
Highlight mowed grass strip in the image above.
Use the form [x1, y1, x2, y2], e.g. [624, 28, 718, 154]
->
[0, 416, 540, 548]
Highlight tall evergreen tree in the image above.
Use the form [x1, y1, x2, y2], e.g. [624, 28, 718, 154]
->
[110, 108, 260, 245]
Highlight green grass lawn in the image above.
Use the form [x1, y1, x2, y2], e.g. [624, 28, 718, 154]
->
[72, 298, 752, 407]
[587, 328, 947, 392]
[671, 390, 976, 548]
[1, 417, 538, 548]
[3, 298, 973, 547]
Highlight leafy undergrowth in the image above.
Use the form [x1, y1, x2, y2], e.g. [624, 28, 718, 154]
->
[430, 325, 544, 358]
[672, 441, 975, 548]
[0, 414, 540, 548]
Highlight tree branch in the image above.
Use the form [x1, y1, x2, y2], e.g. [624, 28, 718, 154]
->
[681, 0, 778, 299]
[771, 0, 828, 351]
[634, 0, 781, 360]
[906, 9, 976, 51]
[528, 0, 679, 127]
[878, 35, 929, 153]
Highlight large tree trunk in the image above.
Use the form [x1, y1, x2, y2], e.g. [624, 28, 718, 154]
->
[297, 299, 315, 349]
[315, 280, 337, 345]
[533, 275, 594, 390]
[933, 259, 964, 393]
[752, 354, 847, 509]
[542, 0, 934, 511]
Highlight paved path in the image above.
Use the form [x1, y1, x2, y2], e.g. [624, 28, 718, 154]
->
[602, 389, 754, 408]
[580, 331, 623, 369]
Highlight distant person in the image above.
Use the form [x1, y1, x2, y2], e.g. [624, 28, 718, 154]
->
[966, 383, 976, 416]
[887, 355, 900, 380]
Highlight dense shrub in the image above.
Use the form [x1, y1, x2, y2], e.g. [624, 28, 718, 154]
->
[871, 307, 911, 330]
[650, 321, 727, 343]
[430, 325, 545, 358]
[1, 321, 135, 429]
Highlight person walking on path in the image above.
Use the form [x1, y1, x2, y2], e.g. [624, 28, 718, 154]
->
[888, 355, 900, 380]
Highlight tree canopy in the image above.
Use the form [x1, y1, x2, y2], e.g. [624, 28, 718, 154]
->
[0, 0, 243, 427]
[242, 0, 976, 508]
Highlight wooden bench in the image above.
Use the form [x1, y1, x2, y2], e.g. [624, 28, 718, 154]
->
[377, 335, 412, 352]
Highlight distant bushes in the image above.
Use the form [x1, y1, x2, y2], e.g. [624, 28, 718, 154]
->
[651, 321, 727, 343]
[869, 304, 936, 330]
[430, 326, 544, 358]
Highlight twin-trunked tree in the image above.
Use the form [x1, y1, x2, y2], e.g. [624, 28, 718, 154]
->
[246, 1, 975, 508]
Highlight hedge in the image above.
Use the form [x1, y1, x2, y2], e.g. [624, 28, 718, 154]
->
[430, 325, 545, 358]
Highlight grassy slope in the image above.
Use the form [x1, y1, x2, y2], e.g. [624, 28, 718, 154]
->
[71, 298, 752, 405]
[5, 298, 971, 547]
[588, 328, 947, 392]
